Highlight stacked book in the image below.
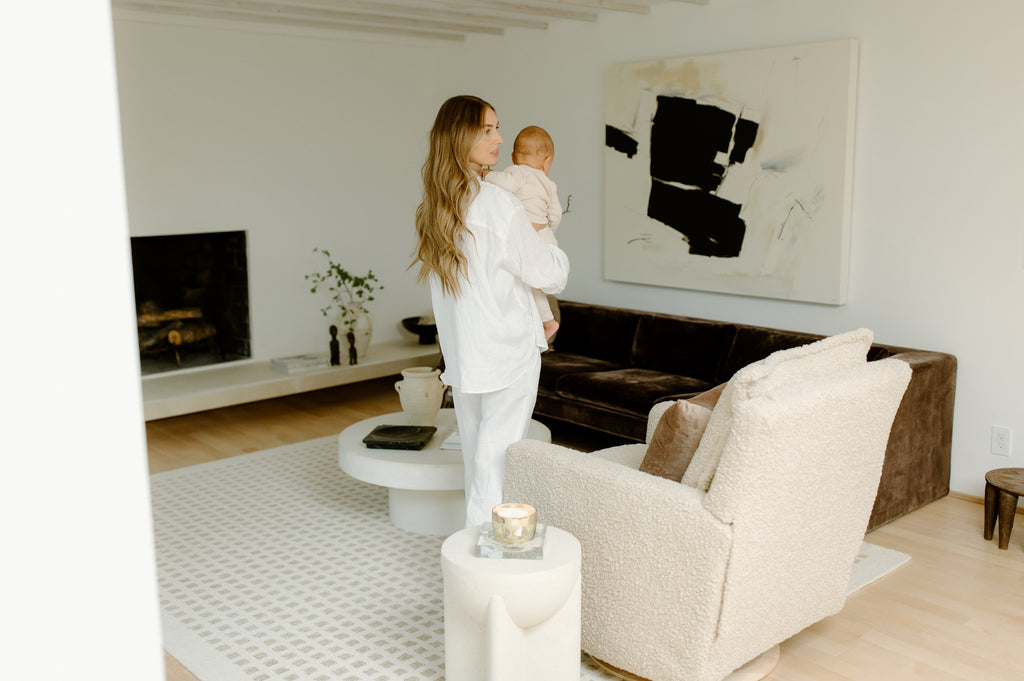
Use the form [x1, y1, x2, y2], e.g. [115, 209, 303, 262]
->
[440, 431, 461, 451]
[270, 353, 330, 374]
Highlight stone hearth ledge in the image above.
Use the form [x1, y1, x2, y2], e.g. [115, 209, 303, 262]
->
[142, 339, 441, 421]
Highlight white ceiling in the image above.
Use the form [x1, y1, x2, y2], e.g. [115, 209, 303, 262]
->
[111, 0, 709, 42]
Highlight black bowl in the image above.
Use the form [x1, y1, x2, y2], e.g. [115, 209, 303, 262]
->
[402, 316, 438, 344]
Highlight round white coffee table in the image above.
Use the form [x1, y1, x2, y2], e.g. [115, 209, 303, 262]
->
[337, 409, 550, 535]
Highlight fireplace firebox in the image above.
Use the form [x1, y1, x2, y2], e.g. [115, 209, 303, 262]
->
[131, 231, 251, 375]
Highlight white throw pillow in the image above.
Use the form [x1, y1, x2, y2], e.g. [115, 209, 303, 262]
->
[681, 328, 874, 492]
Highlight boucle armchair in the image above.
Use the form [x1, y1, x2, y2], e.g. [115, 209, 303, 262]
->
[505, 330, 912, 681]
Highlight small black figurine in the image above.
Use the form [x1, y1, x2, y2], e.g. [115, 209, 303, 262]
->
[329, 325, 341, 366]
[347, 331, 358, 365]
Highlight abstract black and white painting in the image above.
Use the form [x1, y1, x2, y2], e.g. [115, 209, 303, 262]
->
[604, 40, 858, 304]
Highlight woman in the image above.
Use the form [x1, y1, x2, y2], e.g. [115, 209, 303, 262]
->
[413, 95, 569, 528]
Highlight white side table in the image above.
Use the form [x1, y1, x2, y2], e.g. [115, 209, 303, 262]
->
[338, 409, 550, 535]
[441, 524, 582, 681]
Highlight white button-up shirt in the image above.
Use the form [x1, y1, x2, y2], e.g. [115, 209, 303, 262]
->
[430, 180, 569, 394]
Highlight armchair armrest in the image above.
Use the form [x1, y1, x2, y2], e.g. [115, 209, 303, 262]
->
[505, 439, 733, 677]
[590, 442, 647, 468]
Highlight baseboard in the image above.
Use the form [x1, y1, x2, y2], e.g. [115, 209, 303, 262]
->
[949, 490, 1024, 516]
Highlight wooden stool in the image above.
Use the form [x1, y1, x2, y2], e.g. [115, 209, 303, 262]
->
[984, 468, 1024, 550]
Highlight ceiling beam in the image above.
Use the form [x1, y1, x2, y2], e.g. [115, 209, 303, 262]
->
[111, 0, 709, 42]
[432, 1, 599, 23]
[114, 1, 469, 41]
[537, 0, 651, 14]
[269, 0, 552, 31]
[120, 0, 507, 35]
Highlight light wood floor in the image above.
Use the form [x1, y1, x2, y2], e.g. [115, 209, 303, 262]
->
[146, 377, 1024, 681]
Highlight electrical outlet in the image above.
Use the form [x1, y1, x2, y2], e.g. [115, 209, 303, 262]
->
[991, 426, 1012, 456]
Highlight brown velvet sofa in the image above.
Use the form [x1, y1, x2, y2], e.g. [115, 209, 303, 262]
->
[536, 300, 957, 530]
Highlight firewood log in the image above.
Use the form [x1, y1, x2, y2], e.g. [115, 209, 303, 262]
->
[167, 322, 216, 346]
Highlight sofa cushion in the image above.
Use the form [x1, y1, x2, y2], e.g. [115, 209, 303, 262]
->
[683, 328, 874, 492]
[540, 352, 620, 392]
[552, 301, 641, 366]
[639, 400, 713, 482]
[630, 315, 737, 383]
[556, 368, 715, 416]
[535, 392, 651, 441]
[866, 344, 890, 361]
[720, 327, 826, 381]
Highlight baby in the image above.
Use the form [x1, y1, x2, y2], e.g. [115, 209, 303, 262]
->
[482, 125, 563, 340]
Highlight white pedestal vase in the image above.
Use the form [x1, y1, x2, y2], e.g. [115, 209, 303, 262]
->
[340, 308, 372, 363]
[351, 310, 372, 359]
[395, 366, 445, 426]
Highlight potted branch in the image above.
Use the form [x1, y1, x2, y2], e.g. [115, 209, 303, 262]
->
[305, 247, 382, 363]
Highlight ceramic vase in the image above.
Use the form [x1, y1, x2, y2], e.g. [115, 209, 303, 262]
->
[395, 366, 444, 426]
[342, 308, 372, 362]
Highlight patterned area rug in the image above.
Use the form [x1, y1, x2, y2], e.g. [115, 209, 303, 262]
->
[151, 436, 909, 681]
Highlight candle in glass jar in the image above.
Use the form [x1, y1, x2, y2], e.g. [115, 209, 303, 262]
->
[491, 503, 537, 544]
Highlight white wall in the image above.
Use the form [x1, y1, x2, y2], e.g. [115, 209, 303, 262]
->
[441, 0, 1024, 498]
[114, 0, 1024, 499]
[2, 3, 163, 679]
[114, 21, 442, 357]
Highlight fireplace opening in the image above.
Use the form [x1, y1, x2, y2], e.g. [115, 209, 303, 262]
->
[131, 231, 251, 375]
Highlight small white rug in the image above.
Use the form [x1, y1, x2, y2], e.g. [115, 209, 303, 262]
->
[151, 436, 908, 681]
[848, 539, 911, 594]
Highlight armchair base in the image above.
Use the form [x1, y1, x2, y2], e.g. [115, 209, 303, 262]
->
[585, 646, 780, 681]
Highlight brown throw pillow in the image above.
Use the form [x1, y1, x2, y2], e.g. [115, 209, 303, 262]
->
[639, 399, 714, 482]
[689, 382, 726, 410]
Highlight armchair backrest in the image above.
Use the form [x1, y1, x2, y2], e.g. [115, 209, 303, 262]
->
[703, 358, 911, 664]
[683, 328, 874, 492]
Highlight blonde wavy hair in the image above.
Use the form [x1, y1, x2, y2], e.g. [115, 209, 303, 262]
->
[413, 95, 493, 297]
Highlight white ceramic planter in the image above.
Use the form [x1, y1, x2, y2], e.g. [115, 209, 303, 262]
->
[350, 310, 372, 359]
[395, 366, 445, 426]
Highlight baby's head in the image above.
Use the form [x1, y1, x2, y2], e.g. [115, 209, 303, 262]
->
[511, 126, 554, 175]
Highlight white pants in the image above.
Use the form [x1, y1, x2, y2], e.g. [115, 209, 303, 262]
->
[452, 351, 542, 528]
